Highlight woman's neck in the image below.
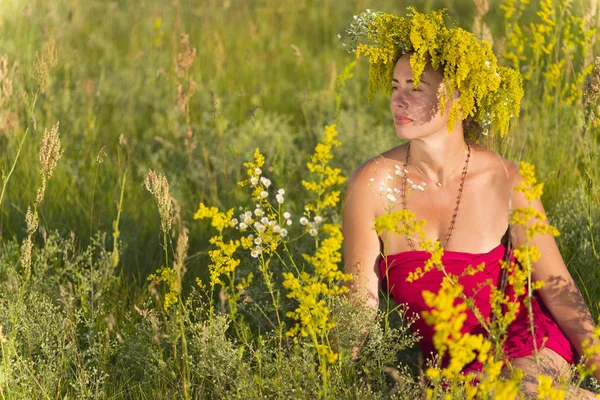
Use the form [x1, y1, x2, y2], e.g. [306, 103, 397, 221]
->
[407, 133, 469, 184]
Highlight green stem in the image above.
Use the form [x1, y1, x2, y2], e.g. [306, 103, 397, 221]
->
[0, 92, 39, 233]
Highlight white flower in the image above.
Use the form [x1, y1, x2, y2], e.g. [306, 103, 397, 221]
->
[279, 228, 288, 238]
[276, 194, 284, 204]
[260, 191, 268, 199]
[244, 216, 253, 225]
[260, 177, 271, 187]
[230, 218, 238, 227]
[283, 212, 291, 219]
[309, 228, 318, 237]
[299, 217, 309, 226]
[250, 177, 258, 186]
[386, 188, 393, 194]
[485, 60, 491, 68]
[251, 250, 259, 258]
[254, 208, 264, 216]
[337, 33, 341, 39]
[417, 185, 425, 191]
[245, 211, 252, 218]
[278, 188, 285, 195]
[393, 188, 400, 193]
[268, 220, 276, 227]
[314, 216, 322, 224]
[239, 222, 248, 231]
[386, 193, 397, 203]
[254, 237, 262, 245]
[273, 225, 281, 233]
[255, 168, 262, 175]
[386, 174, 393, 181]
[254, 222, 264, 232]
[286, 219, 292, 226]
[261, 217, 269, 224]
[369, 177, 375, 182]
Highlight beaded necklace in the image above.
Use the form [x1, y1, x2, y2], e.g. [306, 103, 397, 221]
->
[401, 142, 471, 250]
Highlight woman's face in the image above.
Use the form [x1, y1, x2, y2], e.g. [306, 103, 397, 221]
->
[390, 53, 450, 140]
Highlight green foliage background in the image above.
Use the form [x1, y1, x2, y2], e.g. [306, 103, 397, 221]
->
[0, 0, 599, 398]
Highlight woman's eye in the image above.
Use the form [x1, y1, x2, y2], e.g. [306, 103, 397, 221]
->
[412, 88, 423, 92]
[392, 86, 398, 91]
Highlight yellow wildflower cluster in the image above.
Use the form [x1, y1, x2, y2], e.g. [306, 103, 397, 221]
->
[239, 148, 267, 202]
[345, 8, 523, 138]
[282, 224, 351, 379]
[422, 276, 525, 399]
[502, 0, 595, 106]
[147, 266, 180, 310]
[194, 203, 234, 233]
[536, 375, 566, 399]
[194, 202, 241, 288]
[302, 124, 346, 214]
[373, 209, 444, 282]
[283, 224, 352, 338]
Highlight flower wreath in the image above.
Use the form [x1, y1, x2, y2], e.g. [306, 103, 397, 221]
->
[342, 8, 524, 140]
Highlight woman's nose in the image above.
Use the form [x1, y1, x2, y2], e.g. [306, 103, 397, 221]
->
[392, 90, 409, 108]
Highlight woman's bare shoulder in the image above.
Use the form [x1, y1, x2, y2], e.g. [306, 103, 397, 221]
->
[348, 144, 407, 187]
[472, 146, 519, 187]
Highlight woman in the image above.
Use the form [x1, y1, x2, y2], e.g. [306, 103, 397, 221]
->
[342, 9, 600, 396]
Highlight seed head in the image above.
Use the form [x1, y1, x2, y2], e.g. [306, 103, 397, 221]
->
[583, 57, 600, 125]
[144, 169, 174, 233]
[174, 33, 196, 77]
[34, 38, 58, 93]
[25, 207, 39, 235]
[36, 122, 63, 204]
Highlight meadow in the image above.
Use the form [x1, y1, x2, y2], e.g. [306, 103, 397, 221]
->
[0, 0, 599, 398]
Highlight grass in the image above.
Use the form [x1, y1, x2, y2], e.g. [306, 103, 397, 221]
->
[0, 0, 599, 398]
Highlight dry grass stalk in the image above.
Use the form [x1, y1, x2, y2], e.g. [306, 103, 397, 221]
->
[34, 38, 58, 93]
[0, 55, 13, 109]
[25, 206, 39, 235]
[583, 57, 600, 126]
[144, 169, 174, 233]
[0, 55, 19, 135]
[20, 236, 33, 278]
[36, 121, 63, 204]
[472, 0, 493, 46]
[174, 226, 189, 279]
[176, 78, 197, 115]
[174, 33, 196, 77]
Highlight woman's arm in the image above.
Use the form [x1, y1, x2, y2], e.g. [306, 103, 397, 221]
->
[510, 175, 600, 380]
[342, 163, 383, 312]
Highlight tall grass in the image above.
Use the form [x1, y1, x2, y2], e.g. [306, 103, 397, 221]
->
[0, 0, 599, 398]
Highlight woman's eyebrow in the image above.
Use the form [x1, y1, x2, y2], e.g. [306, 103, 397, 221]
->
[392, 78, 431, 86]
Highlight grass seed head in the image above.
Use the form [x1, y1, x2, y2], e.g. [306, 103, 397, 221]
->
[144, 169, 174, 233]
[0, 55, 13, 109]
[34, 38, 58, 94]
[36, 121, 63, 204]
[583, 57, 600, 126]
[174, 33, 196, 77]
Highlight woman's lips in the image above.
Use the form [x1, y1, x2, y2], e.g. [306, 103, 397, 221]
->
[394, 115, 413, 125]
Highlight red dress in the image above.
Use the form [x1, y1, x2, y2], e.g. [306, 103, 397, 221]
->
[378, 241, 577, 372]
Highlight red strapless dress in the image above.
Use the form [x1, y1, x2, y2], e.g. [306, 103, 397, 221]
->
[378, 242, 577, 372]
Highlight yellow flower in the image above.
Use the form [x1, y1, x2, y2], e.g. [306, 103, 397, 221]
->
[536, 375, 565, 400]
[302, 125, 346, 215]
[349, 8, 523, 138]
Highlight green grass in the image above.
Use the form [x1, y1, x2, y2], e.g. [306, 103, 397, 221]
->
[0, 0, 599, 398]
